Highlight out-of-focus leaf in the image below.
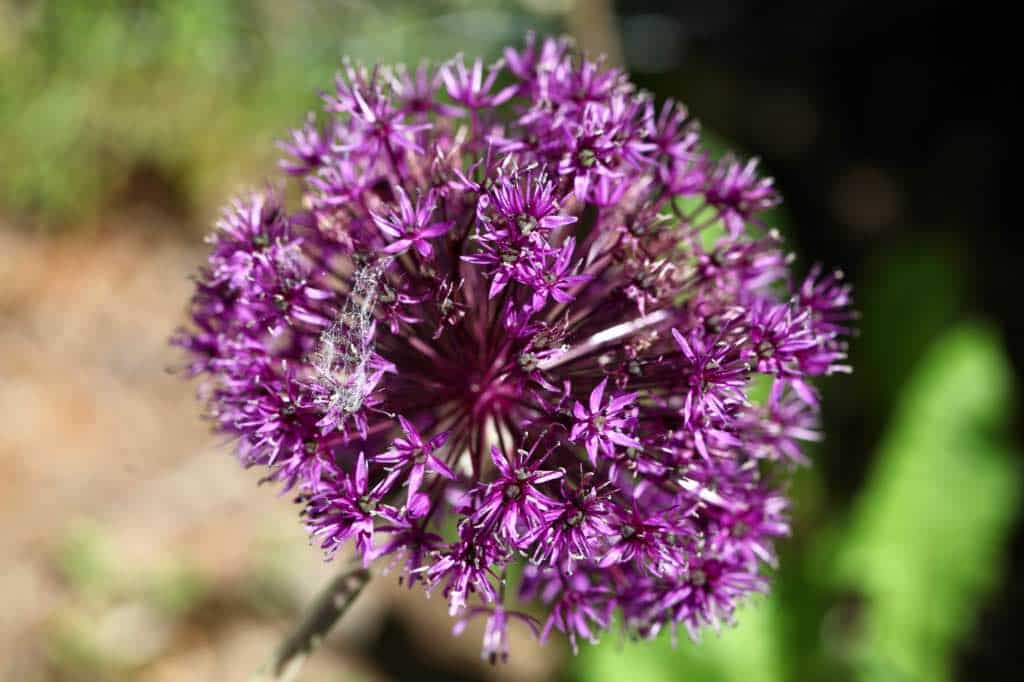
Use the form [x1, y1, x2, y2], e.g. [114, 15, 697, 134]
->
[833, 324, 1021, 682]
[0, 0, 543, 226]
[574, 595, 784, 682]
[854, 240, 965, 422]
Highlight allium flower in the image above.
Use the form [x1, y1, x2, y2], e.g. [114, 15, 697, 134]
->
[374, 415, 453, 513]
[569, 378, 642, 465]
[176, 34, 853, 660]
[371, 187, 453, 257]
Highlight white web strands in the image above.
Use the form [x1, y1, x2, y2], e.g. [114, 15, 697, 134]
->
[311, 256, 393, 416]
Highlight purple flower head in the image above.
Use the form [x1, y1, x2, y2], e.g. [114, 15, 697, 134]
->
[469, 441, 564, 542]
[705, 156, 780, 236]
[671, 326, 750, 428]
[304, 453, 402, 564]
[374, 415, 454, 514]
[279, 114, 333, 175]
[659, 556, 768, 641]
[426, 524, 505, 615]
[649, 100, 699, 160]
[570, 378, 642, 465]
[326, 62, 430, 157]
[797, 264, 857, 337]
[441, 55, 517, 110]
[521, 566, 615, 654]
[520, 237, 592, 312]
[390, 61, 460, 118]
[480, 172, 577, 239]
[176, 34, 853, 661]
[600, 499, 683, 576]
[523, 471, 614, 569]
[371, 187, 453, 257]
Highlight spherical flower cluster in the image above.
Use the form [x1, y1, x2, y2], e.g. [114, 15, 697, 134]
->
[176, 34, 852, 660]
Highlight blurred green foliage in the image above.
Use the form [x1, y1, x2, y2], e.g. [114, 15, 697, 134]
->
[854, 238, 966, 421]
[0, 0, 543, 226]
[834, 324, 1020, 681]
[577, 597, 785, 682]
[52, 522, 120, 601]
[575, 323, 1021, 682]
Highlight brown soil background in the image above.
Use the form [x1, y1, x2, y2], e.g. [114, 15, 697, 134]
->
[0, 224, 559, 681]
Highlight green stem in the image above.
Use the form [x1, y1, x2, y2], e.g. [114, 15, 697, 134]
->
[251, 560, 371, 682]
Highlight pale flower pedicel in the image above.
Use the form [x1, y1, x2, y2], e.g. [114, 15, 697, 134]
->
[176, 34, 853, 661]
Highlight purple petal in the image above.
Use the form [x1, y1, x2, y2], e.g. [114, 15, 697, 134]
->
[427, 454, 456, 480]
[589, 378, 608, 413]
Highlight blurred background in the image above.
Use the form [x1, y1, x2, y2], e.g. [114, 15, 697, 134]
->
[0, 1, 1018, 680]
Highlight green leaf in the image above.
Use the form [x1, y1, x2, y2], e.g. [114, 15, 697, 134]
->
[833, 324, 1021, 682]
[853, 240, 965, 421]
[575, 595, 784, 682]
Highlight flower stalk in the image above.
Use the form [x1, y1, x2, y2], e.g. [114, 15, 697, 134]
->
[252, 561, 370, 682]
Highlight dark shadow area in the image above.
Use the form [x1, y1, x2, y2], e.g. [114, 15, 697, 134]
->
[615, 1, 1018, 677]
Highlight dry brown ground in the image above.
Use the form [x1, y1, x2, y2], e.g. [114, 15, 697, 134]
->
[0, 225, 559, 682]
